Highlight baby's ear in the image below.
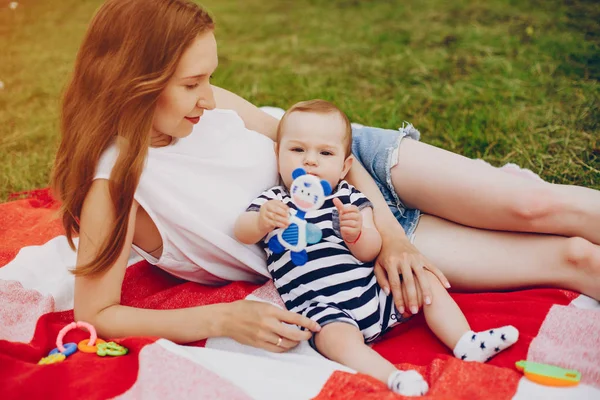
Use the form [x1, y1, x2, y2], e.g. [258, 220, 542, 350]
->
[320, 180, 332, 196]
[341, 155, 354, 179]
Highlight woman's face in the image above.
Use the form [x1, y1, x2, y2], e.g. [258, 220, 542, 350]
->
[152, 31, 218, 141]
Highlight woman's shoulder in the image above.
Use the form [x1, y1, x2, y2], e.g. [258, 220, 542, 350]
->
[85, 179, 140, 210]
[200, 108, 245, 127]
[94, 141, 119, 181]
[81, 179, 139, 230]
[199, 108, 273, 142]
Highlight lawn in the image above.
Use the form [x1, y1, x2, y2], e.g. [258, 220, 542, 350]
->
[0, 0, 598, 202]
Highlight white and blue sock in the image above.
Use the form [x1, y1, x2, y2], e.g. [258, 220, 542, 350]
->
[453, 325, 519, 362]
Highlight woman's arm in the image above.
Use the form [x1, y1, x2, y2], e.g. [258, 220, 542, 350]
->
[345, 161, 402, 238]
[212, 85, 279, 141]
[75, 180, 221, 342]
[75, 180, 319, 347]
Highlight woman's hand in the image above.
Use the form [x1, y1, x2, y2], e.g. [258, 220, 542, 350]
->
[220, 300, 321, 353]
[374, 227, 450, 315]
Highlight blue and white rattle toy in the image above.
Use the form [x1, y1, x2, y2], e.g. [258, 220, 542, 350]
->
[268, 168, 332, 266]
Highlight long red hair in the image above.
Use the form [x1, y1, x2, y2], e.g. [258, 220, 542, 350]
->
[51, 0, 214, 276]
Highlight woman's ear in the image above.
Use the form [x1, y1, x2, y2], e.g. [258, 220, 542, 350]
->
[340, 155, 353, 179]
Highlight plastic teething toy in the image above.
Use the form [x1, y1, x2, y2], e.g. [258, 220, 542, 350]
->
[38, 353, 66, 365]
[40, 321, 96, 364]
[39, 320, 128, 365]
[268, 168, 331, 266]
[97, 341, 129, 357]
[56, 321, 97, 353]
[49, 342, 78, 357]
[78, 338, 106, 353]
[516, 360, 581, 387]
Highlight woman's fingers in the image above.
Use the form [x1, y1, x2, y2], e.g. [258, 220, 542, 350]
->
[400, 282, 411, 317]
[244, 305, 316, 353]
[384, 262, 404, 314]
[262, 342, 289, 353]
[374, 262, 391, 295]
[399, 261, 419, 314]
[400, 279, 422, 317]
[413, 274, 424, 307]
[412, 263, 432, 306]
[398, 285, 413, 318]
[266, 332, 300, 350]
[276, 308, 321, 333]
[424, 260, 451, 289]
[374, 258, 409, 316]
[273, 321, 313, 342]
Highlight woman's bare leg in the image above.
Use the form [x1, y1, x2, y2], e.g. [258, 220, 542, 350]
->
[391, 139, 600, 245]
[412, 215, 600, 300]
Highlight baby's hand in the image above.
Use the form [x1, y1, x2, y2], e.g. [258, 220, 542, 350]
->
[259, 200, 290, 232]
[333, 198, 362, 243]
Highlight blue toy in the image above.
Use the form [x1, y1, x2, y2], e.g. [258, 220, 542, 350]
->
[49, 342, 78, 357]
[268, 168, 332, 266]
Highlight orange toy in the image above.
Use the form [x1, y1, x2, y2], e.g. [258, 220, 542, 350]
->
[515, 360, 581, 387]
[78, 338, 106, 353]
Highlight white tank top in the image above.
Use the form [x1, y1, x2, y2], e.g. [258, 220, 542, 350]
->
[93, 109, 278, 285]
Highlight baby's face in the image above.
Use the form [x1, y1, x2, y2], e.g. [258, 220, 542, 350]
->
[277, 111, 352, 190]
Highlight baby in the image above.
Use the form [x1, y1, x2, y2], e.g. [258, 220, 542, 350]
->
[234, 99, 519, 397]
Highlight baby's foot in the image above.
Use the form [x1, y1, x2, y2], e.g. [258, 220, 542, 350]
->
[387, 369, 429, 397]
[453, 325, 519, 362]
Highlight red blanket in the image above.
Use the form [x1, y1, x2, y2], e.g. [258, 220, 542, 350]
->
[1, 189, 598, 399]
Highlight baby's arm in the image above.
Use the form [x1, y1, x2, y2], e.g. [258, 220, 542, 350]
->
[234, 199, 290, 245]
[234, 212, 269, 245]
[347, 207, 382, 262]
[333, 198, 382, 262]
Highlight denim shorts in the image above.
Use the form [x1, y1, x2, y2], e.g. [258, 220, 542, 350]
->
[351, 123, 422, 241]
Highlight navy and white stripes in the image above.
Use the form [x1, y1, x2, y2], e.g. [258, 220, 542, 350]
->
[247, 180, 405, 344]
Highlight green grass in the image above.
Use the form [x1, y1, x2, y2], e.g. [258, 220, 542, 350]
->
[0, 0, 598, 202]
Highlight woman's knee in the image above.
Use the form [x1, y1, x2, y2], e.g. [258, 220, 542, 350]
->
[561, 237, 600, 270]
[508, 185, 564, 226]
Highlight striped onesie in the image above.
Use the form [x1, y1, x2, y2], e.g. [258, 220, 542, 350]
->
[247, 180, 407, 346]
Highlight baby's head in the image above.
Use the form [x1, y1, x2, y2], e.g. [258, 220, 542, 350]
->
[275, 99, 353, 190]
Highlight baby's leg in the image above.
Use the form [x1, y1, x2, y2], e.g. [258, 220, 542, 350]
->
[314, 322, 429, 396]
[421, 270, 519, 362]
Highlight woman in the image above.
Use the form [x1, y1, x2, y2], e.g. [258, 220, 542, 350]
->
[51, 0, 600, 353]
